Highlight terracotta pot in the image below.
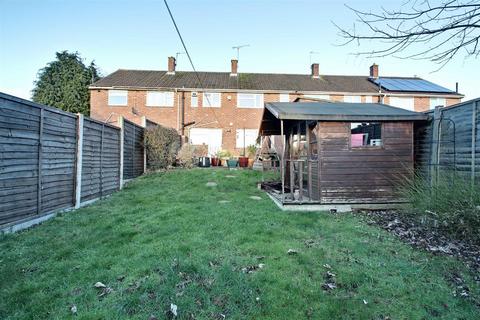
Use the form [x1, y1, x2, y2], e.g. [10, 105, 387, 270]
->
[248, 158, 254, 168]
[211, 157, 220, 166]
[238, 156, 249, 168]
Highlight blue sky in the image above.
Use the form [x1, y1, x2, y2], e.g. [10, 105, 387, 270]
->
[1, 0, 478, 100]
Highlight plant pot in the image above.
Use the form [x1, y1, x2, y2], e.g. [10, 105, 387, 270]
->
[211, 157, 220, 166]
[248, 158, 254, 168]
[227, 159, 238, 168]
[238, 156, 249, 168]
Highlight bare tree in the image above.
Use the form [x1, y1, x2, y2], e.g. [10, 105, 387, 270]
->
[336, 0, 480, 69]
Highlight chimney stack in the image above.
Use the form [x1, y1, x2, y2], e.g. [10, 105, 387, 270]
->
[230, 59, 238, 77]
[167, 56, 176, 75]
[369, 63, 379, 78]
[311, 63, 319, 79]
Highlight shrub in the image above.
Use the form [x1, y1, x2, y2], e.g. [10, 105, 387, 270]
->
[401, 171, 480, 244]
[177, 144, 196, 168]
[144, 125, 181, 170]
[217, 149, 232, 158]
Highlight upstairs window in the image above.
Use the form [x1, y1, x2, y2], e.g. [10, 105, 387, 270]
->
[344, 95, 361, 103]
[108, 90, 128, 106]
[389, 96, 414, 111]
[146, 91, 174, 107]
[430, 97, 446, 109]
[191, 92, 198, 107]
[237, 93, 264, 108]
[203, 92, 221, 108]
[279, 93, 290, 102]
[304, 94, 330, 101]
[351, 122, 382, 148]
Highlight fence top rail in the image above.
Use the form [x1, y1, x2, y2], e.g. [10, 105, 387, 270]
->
[123, 117, 145, 129]
[0, 91, 77, 119]
[424, 97, 480, 115]
[0, 91, 123, 131]
[84, 115, 120, 131]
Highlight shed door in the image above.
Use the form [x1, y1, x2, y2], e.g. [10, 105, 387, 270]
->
[189, 128, 223, 156]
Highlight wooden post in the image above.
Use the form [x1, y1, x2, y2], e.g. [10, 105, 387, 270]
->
[471, 101, 477, 187]
[430, 106, 442, 186]
[280, 120, 285, 203]
[290, 160, 295, 200]
[74, 114, 84, 208]
[298, 161, 303, 202]
[141, 116, 147, 173]
[119, 116, 124, 189]
[37, 108, 44, 215]
[307, 160, 312, 201]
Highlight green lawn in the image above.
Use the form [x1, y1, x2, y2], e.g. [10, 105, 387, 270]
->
[1, 169, 479, 319]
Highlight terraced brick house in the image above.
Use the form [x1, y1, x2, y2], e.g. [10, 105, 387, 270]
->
[89, 57, 463, 155]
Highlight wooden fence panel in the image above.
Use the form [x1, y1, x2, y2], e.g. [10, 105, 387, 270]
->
[0, 92, 146, 230]
[81, 119, 121, 202]
[123, 119, 144, 180]
[415, 98, 480, 183]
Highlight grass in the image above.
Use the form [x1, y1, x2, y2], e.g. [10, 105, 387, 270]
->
[1, 169, 479, 319]
[401, 171, 480, 243]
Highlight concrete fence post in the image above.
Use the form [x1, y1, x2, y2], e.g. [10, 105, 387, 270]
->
[74, 114, 84, 208]
[119, 116, 125, 189]
[141, 116, 147, 173]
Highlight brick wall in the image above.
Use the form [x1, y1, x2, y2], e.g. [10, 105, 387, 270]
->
[90, 89, 461, 154]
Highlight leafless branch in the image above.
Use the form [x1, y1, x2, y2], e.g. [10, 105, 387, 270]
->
[336, 0, 480, 69]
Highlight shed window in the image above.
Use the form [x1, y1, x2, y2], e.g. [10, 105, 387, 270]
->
[351, 122, 382, 147]
[108, 90, 128, 106]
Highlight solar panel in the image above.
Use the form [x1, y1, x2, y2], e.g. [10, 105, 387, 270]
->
[370, 77, 454, 93]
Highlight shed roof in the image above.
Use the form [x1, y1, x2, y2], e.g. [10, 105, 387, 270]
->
[260, 101, 428, 135]
[265, 102, 429, 121]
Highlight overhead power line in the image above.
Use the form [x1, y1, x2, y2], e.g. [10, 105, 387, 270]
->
[163, 0, 220, 128]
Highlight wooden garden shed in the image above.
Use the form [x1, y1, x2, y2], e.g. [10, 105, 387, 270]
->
[259, 101, 428, 208]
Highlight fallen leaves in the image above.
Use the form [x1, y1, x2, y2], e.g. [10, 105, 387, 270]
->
[287, 249, 298, 255]
[321, 267, 337, 291]
[241, 263, 265, 274]
[93, 281, 112, 298]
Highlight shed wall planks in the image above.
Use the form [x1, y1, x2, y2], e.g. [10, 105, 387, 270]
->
[0, 92, 146, 229]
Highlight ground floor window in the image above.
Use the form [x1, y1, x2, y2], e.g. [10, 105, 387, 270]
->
[236, 129, 258, 149]
[351, 122, 382, 147]
[189, 128, 222, 155]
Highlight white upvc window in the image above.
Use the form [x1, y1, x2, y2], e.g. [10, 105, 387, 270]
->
[304, 94, 330, 101]
[146, 91, 174, 107]
[237, 93, 264, 108]
[279, 93, 290, 102]
[389, 96, 415, 111]
[108, 90, 128, 106]
[344, 95, 361, 103]
[203, 92, 221, 108]
[430, 97, 446, 109]
[365, 96, 373, 103]
[191, 92, 198, 107]
[236, 129, 258, 148]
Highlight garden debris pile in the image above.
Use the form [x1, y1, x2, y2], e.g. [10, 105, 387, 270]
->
[361, 210, 480, 280]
